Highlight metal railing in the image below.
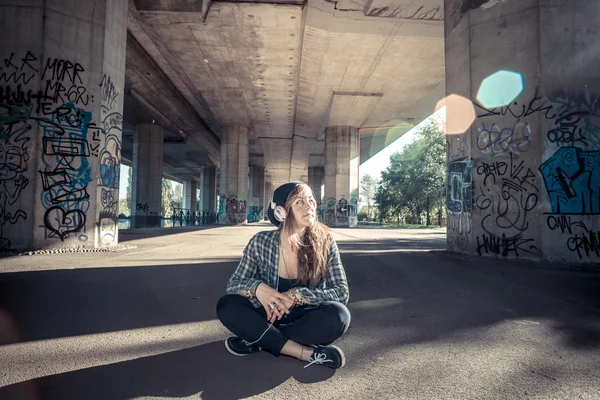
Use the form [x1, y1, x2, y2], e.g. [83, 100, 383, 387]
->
[171, 208, 217, 226]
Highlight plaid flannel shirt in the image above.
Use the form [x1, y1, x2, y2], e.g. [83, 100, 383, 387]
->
[226, 229, 349, 308]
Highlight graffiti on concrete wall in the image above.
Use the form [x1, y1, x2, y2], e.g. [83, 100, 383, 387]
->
[546, 215, 599, 259]
[225, 195, 246, 224]
[446, 132, 467, 159]
[474, 152, 541, 257]
[316, 202, 324, 221]
[476, 119, 532, 159]
[336, 197, 349, 225]
[349, 197, 358, 227]
[474, 88, 600, 259]
[540, 91, 600, 259]
[447, 158, 473, 214]
[1, 50, 123, 247]
[446, 158, 473, 251]
[324, 197, 336, 226]
[39, 103, 92, 242]
[95, 74, 122, 246]
[0, 103, 30, 249]
[539, 147, 600, 215]
[472, 93, 550, 258]
[247, 206, 263, 223]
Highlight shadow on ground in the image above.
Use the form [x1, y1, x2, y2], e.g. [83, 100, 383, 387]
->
[1, 236, 599, 399]
[1, 340, 333, 400]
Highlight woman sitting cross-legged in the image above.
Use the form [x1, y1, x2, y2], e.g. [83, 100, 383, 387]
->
[216, 182, 351, 369]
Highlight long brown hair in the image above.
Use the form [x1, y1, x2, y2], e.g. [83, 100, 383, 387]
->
[280, 183, 331, 287]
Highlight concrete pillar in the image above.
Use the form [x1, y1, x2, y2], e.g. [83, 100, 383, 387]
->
[248, 166, 265, 222]
[0, 0, 127, 250]
[309, 166, 325, 223]
[199, 166, 216, 213]
[444, 0, 599, 262]
[324, 126, 360, 227]
[265, 181, 273, 221]
[182, 180, 197, 226]
[183, 180, 197, 211]
[131, 124, 164, 228]
[308, 167, 324, 203]
[219, 126, 249, 225]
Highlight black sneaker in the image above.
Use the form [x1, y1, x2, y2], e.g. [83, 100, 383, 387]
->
[304, 345, 345, 369]
[224, 336, 262, 356]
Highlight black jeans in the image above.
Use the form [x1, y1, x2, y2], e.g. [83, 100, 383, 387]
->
[216, 294, 351, 356]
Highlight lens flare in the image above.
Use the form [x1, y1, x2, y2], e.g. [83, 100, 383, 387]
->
[435, 94, 476, 135]
[476, 70, 524, 108]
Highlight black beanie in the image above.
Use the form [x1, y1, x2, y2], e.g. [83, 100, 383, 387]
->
[267, 181, 303, 227]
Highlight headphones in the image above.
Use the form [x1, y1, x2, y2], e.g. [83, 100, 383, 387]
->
[270, 201, 287, 222]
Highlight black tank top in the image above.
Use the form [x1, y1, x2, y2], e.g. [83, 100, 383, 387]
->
[277, 276, 296, 293]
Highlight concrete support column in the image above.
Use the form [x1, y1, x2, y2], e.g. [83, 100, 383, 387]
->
[200, 166, 216, 213]
[265, 181, 273, 221]
[444, 0, 599, 263]
[131, 124, 164, 228]
[219, 126, 249, 225]
[309, 166, 325, 222]
[308, 167, 324, 203]
[0, 0, 127, 250]
[183, 181, 197, 212]
[248, 166, 265, 222]
[324, 126, 360, 227]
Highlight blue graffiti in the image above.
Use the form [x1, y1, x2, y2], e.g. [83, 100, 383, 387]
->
[247, 206, 264, 223]
[539, 147, 600, 214]
[39, 103, 93, 213]
[447, 158, 473, 213]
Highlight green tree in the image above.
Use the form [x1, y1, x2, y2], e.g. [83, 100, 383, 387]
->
[360, 174, 377, 219]
[172, 182, 183, 210]
[118, 198, 130, 217]
[162, 178, 173, 217]
[376, 120, 445, 225]
[124, 166, 133, 216]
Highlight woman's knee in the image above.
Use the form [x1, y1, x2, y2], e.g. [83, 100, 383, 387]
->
[216, 294, 247, 323]
[321, 301, 351, 332]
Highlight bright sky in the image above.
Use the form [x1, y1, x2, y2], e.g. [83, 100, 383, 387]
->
[359, 111, 440, 183]
[119, 164, 130, 199]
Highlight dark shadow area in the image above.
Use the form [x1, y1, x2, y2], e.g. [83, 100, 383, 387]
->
[1, 236, 599, 398]
[0, 341, 334, 400]
[0, 260, 239, 342]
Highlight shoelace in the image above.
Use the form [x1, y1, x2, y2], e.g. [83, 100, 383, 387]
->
[304, 351, 332, 368]
[242, 339, 262, 351]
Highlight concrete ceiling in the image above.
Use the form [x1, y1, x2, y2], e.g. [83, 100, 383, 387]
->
[124, 0, 445, 185]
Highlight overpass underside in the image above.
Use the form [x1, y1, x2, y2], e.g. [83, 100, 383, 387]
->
[2, 0, 597, 264]
[0, 0, 444, 250]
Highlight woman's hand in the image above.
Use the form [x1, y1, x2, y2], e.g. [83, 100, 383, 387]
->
[285, 289, 313, 306]
[255, 283, 295, 323]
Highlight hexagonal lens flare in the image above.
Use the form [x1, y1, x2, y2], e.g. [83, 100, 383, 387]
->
[476, 70, 524, 108]
[435, 94, 476, 135]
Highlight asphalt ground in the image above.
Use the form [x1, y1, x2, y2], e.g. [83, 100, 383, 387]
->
[1, 223, 599, 399]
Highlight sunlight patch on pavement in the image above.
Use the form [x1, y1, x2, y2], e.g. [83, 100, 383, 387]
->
[0, 320, 227, 387]
[349, 297, 405, 309]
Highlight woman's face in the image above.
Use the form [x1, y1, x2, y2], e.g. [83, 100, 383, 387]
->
[289, 190, 317, 228]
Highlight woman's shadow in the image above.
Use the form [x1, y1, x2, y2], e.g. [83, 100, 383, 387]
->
[2, 341, 335, 400]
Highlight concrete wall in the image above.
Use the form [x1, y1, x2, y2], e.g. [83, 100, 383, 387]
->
[131, 124, 164, 228]
[324, 126, 359, 227]
[0, 0, 127, 250]
[248, 166, 265, 222]
[445, 0, 600, 262]
[219, 126, 249, 224]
